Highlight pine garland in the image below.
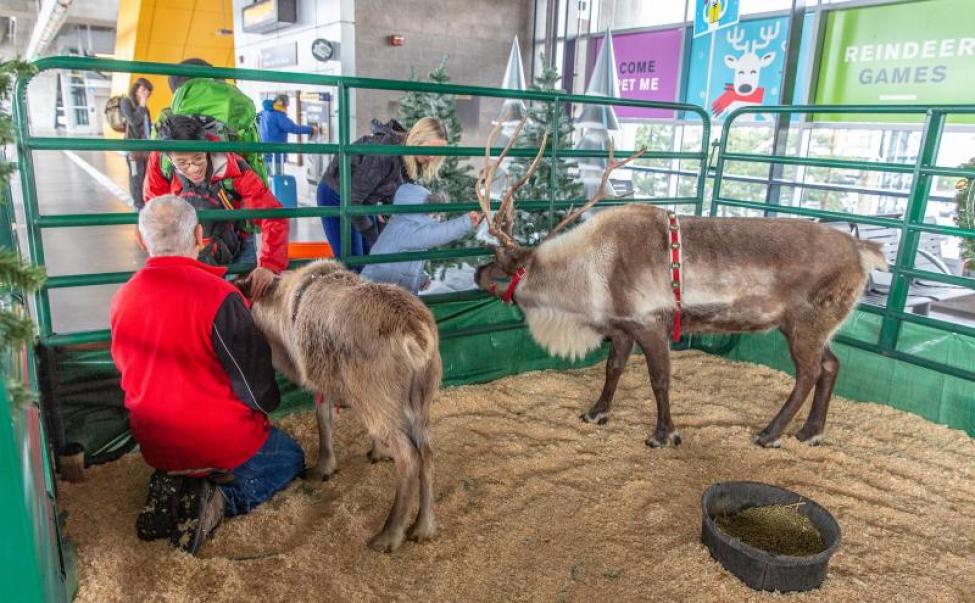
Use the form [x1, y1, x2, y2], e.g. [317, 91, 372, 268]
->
[0, 59, 43, 408]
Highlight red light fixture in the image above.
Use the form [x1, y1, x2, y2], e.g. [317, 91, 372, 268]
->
[388, 34, 404, 46]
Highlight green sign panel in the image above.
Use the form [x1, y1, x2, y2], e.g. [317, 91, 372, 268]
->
[815, 0, 975, 122]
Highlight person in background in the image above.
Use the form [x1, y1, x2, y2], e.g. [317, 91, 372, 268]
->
[361, 183, 480, 294]
[317, 116, 447, 260]
[167, 57, 216, 94]
[110, 195, 305, 555]
[120, 77, 153, 209]
[257, 94, 318, 173]
[144, 114, 288, 298]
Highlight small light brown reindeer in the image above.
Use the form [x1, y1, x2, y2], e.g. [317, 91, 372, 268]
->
[474, 122, 886, 448]
[237, 260, 441, 552]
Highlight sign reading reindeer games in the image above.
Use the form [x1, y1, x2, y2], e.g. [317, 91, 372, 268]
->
[816, 0, 975, 122]
[685, 15, 791, 122]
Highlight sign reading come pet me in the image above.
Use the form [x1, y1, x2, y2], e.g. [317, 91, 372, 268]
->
[816, 0, 975, 122]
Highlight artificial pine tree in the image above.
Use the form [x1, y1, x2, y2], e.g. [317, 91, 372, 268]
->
[953, 160, 975, 273]
[0, 59, 45, 406]
[398, 56, 476, 202]
[505, 55, 583, 244]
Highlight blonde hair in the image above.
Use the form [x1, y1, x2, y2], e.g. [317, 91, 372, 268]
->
[402, 117, 448, 183]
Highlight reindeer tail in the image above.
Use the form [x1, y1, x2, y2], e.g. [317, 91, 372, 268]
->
[856, 240, 888, 273]
[406, 354, 441, 450]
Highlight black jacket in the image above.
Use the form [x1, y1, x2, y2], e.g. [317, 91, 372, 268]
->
[120, 97, 152, 158]
[321, 119, 411, 236]
[212, 294, 281, 415]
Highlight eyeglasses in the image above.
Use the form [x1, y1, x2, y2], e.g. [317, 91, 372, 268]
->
[168, 153, 207, 172]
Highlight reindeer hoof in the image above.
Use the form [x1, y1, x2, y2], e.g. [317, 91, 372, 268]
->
[407, 519, 437, 543]
[754, 432, 783, 448]
[580, 410, 610, 425]
[796, 428, 825, 446]
[307, 463, 337, 482]
[646, 430, 682, 448]
[366, 449, 393, 464]
[368, 531, 404, 553]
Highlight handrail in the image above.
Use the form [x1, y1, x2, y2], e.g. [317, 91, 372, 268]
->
[713, 104, 974, 383]
[14, 57, 712, 345]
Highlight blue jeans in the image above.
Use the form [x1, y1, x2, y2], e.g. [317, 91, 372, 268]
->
[316, 181, 373, 260]
[237, 235, 258, 266]
[219, 427, 305, 517]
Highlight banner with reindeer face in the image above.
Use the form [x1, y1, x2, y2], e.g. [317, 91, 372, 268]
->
[685, 14, 813, 123]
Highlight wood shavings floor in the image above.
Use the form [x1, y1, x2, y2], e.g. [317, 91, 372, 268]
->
[59, 351, 975, 602]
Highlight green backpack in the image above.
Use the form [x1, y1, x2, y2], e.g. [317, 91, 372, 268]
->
[161, 78, 269, 185]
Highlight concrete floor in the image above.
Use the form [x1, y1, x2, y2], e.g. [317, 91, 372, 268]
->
[11, 150, 326, 336]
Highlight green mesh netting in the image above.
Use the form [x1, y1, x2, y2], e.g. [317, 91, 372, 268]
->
[49, 302, 974, 465]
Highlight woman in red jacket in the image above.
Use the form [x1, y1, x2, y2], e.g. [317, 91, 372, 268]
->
[144, 114, 288, 297]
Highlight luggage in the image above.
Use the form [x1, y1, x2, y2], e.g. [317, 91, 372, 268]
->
[163, 78, 268, 185]
[270, 173, 297, 208]
[104, 95, 127, 133]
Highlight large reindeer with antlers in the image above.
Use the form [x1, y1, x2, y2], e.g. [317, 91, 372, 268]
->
[474, 122, 886, 448]
[712, 22, 781, 119]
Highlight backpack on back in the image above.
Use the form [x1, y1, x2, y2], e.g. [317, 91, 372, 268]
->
[104, 95, 127, 133]
[165, 78, 269, 185]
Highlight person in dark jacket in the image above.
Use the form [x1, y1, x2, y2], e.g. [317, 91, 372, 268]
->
[257, 94, 318, 173]
[361, 183, 480, 293]
[119, 77, 153, 209]
[317, 116, 447, 259]
[110, 195, 305, 555]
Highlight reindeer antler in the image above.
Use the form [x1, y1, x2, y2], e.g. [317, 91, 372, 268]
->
[752, 22, 781, 53]
[726, 27, 748, 52]
[544, 141, 647, 241]
[476, 117, 549, 248]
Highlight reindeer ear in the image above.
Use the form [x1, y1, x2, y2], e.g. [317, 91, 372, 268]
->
[723, 55, 737, 68]
[760, 52, 776, 67]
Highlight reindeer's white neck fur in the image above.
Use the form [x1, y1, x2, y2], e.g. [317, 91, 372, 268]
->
[518, 217, 612, 360]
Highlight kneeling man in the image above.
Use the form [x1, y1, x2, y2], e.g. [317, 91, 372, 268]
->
[110, 195, 304, 554]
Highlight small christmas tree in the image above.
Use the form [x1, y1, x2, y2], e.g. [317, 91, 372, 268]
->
[505, 55, 583, 244]
[398, 56, 476, 202]
[952, 161, 975, 273]
[0, 59, 45, 406]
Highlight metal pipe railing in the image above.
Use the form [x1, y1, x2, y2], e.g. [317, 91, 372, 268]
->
[14, 57, 712, 345]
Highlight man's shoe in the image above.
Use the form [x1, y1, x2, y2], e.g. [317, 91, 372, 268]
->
[136, 471, 184, 541]
[170, 478, 225, 555]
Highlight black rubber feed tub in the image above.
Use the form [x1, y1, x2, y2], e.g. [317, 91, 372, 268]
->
[701, 481, 842, 592]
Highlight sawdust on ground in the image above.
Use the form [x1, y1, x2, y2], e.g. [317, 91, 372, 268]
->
[59, 351, 975, 602]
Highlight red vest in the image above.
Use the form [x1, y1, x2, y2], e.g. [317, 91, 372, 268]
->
[110, 256, 269, 472]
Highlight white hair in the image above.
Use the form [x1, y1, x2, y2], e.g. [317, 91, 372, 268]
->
[138, 195, 199, 257]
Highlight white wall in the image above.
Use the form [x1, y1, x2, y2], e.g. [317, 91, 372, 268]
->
[232, 0, 355, 200]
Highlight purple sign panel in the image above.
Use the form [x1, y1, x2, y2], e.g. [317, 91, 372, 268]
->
[588, 28, 684, 119]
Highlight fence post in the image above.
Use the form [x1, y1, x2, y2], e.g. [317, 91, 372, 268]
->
[878, 110, 944, 352]
[548, 97, 560, 231]
[12, 74, 52, 340]
[338, 82, 351, 263]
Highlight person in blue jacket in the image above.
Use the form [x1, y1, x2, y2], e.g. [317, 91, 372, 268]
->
[257, 94, 319, 173]
[361, 183, 481, 294]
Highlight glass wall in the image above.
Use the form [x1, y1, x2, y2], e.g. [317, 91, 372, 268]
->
[530, 0, 975, 328]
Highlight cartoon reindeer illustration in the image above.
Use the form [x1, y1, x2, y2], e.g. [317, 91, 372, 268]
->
[711, 22, 782, 119]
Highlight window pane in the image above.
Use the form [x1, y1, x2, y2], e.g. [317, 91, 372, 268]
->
[612, 0, 687, 29]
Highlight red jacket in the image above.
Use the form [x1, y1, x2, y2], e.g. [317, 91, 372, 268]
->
[144, 151, 289, 272]
[110, 256, 281, 472]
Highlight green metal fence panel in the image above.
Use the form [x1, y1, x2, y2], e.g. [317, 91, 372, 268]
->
[712, 103, 975, 383]
[12, 56, 711, 346]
